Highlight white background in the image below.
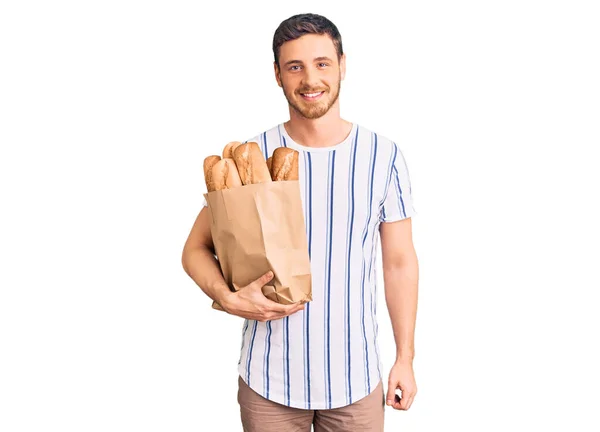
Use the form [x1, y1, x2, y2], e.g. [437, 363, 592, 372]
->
[1, 1, 599, 431]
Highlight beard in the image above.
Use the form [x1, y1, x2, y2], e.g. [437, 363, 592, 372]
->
[281, 73, 341, 120]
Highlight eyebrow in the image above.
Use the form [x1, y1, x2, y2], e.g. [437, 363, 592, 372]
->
[283, 56, 334, 67]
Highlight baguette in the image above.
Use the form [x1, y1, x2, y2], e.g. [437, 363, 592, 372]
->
[271, 147, 299, 181]
[266, 156, 273, 178]
[203, 155, 221, 192]
[233, 142, 272, 185]
[211, 158, 243, 190]
[222, 141, 243, 159]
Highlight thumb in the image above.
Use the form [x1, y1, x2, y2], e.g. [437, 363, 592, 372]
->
[386, 383, 397, 406]
[250, 270, 274, 289]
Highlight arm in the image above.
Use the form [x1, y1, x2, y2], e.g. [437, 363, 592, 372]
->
[181, 206, 305, 320]
[380, 217, 419, 361]
[380, 217, 419, 409]
[181, 206, 233, 307]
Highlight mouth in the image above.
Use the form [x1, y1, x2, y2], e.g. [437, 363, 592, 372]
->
[300, 90, 325, 101]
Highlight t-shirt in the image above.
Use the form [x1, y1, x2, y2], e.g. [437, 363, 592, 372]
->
[202, 122, 416, 409]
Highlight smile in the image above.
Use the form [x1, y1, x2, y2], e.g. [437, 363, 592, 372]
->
[301, 91, 324, 101]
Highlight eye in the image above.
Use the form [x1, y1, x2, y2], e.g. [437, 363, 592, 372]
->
[318, 63, 329, 68]
[289, 65, 301, 71]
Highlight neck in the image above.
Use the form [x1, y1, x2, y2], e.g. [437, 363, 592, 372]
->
[284, 102, 353, 148]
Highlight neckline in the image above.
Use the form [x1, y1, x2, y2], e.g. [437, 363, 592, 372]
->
[278, 122, 358, 153]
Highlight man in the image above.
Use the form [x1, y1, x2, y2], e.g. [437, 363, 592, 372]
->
[182, 13, 418, 431]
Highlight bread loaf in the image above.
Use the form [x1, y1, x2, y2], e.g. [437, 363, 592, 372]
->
[271, 147, 299, 181]
[211, 158, 243, 190]
[222, 141, 243, 159]
[266, 156, 273, 174]
[203, 155, 221, 192]
[233, 142, 272, 185]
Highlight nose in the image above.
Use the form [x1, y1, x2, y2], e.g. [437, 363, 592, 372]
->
[301, 65, 321, 89]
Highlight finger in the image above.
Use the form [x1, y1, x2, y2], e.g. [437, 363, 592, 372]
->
[283, 302, 306, 316]
[399, 391, 414, 410]
[250, 271, 274, 290]
[405, 395, 415, 410]
[286, 301, 306, 312]
[268, 302, 305, 319]
[392, 392, 403, 410]
[263, 297, 306, 313]
[400, 392, 410, 410]
[386, 384, 397, 406]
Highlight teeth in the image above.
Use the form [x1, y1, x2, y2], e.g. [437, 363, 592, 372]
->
[303, 92, 322, 97]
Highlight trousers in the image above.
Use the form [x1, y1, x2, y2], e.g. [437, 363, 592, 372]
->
[237, 375, 385, 432]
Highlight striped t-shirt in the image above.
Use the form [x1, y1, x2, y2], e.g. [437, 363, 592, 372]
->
[203, 122, 416, 410]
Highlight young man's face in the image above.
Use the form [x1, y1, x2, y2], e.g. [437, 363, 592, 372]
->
[275, 34, 346, 120]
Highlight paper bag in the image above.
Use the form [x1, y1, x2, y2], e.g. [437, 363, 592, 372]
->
[204, 180, 312, 311]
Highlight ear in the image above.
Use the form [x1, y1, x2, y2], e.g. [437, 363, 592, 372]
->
[340, 53, 346, 81]
[274, 61, 282, 87]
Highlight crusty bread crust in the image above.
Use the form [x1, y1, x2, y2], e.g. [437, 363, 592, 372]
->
[222, 141, 243, 159]
[203, 155, 221, 192]
[266, 156, 273, 179]
[211, 158, 242, 190]
[233, 142, 272, 185]
[271, 147, 299, 181]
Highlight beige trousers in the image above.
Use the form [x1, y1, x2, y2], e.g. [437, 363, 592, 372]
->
[238, 376, 385, 432]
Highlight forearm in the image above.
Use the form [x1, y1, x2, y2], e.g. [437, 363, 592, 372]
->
[182, 246, 231, 305]
[383, 253, 419, 363]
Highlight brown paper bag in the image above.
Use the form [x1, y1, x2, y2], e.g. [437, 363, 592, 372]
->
[204, 180, 312, 311]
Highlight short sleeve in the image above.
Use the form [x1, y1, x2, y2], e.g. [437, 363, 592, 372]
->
[379, 143, 416, 223]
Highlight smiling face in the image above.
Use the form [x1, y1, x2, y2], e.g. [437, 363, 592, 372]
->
[275, 34, 346, 120]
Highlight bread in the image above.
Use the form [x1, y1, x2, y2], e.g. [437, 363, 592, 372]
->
[232, 142, 272, 185]
[266, 156, 273, 176]
[271, 147, 299, 181]
[222, 141, 243, 159]
[211, 158, 243, 190]
[203, 155, 221, 192]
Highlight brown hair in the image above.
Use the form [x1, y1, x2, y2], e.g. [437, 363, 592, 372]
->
[272, 13, 344, 68]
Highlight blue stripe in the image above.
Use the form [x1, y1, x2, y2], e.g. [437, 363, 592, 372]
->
[359, 133, 378, 394]
[285, 317, 290, 405]
[393, 165, 407, 217]
[367, 138, 381, 280]
[264, 321, 272, 398]
[304, 151, 313, 409]
[279, 125, 289, 405]
[373, 270, 382, 380]
[246, 321, 258, 384]
[261, 131, 268, 158]
[344, 127, 359, 404]
[324, 150, 336, 408]
[278, 124, 284, 147]
[373, 303, 381, 380]
[282, 318, 286, 404]
[282, 317, 287, 404]
[302, 152, 308, 407]
[307, 152, 313, 409]
[368, 136, 379, 382]
[379, 143, 397, 217]
[372, 145, 389, 381]
[238, 319, 249, 366]
[368, 225, 377, 281]
[360, 138, 388, 387]
[368, 216, 382, 381]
